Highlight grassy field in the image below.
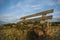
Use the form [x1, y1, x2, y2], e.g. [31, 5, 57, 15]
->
[0, 22, 60, 40]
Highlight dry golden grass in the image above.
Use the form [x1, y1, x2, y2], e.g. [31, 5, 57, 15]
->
[0, 25, 60, 40]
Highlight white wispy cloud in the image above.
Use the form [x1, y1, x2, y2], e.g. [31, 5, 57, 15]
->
[48, 2, 56, 6]
[8, 1, 44, 17]
[53, 11, 60, 18]
[0, 12, 20, 23]
[0, 0, 60, 23]
[43, 0, 56, 6]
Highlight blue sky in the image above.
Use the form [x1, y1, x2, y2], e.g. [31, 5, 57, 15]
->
[0, 0, 60, 23]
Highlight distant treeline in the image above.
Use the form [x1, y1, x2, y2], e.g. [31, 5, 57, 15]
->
[0, 22, 60, 29]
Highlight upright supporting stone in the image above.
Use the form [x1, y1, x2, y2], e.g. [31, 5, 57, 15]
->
[45, 22, 51, 35]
